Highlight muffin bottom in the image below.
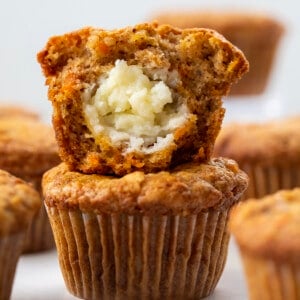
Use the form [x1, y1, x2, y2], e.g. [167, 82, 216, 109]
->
[241, 252, 300, 300]
[23, 205, 55, 253]
[0, 232, 26, 299]
[47, 207, 231, 299]
[241, 164, 300, 199]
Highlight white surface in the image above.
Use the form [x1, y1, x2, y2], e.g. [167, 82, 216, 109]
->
[12, 240, 247, 300]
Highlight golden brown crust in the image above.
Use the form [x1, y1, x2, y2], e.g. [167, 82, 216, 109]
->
[0, 117, 60, 177]
[151, 12, 284, 95]
[229, 188, 300, 264]
[0, 169, 41, 236]
[37, 23, 248, 176]
[0, 105, 39, 120]
[214, 117, 300, 166]
[43, 157, 248, 215]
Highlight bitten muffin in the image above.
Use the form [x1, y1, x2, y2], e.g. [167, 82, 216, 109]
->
[152, 11, 284, 95]
[0, 104, 39, 119]
[214, 116, 300, 199]
[43, 157, 248, 300]
[0, 117, 61, 252]
[0, 169, 40, 299]
[37, 22, 248, 176]
[229, 189, 300, 300]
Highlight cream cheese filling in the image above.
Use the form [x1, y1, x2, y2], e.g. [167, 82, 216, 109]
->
[82, 59, 188, 154]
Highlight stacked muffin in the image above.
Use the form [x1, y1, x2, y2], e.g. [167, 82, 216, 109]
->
[38, 23, 249, 299]
[0, 106, 61, 252]
[0, 169, 40, 299]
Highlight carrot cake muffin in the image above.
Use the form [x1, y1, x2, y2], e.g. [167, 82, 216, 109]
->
[43, 157, 248, 300]
[0, 104, 39, 119]
[152, 11, 284, 95]
[0, 169, 40, 299]
[37, 22, 248, 176]
[229, 188, 300, 300]
[0, 117, 60, 252]
[214, 116, 300, 199]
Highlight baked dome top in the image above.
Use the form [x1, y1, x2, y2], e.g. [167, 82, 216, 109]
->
[0, 105, 39, 120]
[214, 117, 300, 166]
[43, 157, 248, 215]
[0, 117, 60, 177]
[229, 188, 300, 263]
[0, 169, 41, 236]
[38, 22, 248, 176]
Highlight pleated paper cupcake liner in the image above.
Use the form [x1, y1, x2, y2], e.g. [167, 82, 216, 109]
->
[47, 207, 231, 300]
[0, 232, 26, 300]
[241, 164, 300, 200]
[241, 252, 300, 300]
[23, 204, 55, 253]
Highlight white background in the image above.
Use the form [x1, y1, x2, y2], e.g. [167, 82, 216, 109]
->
[0, 0, 300, 121]
[1, 1, 299, 299]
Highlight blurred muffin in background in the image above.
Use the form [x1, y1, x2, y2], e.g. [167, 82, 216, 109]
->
[0, 116, 60, 252]
[0, 104, 39, 119]
[151, 11, 284, 95]
[0, 169, 40, 299]
[229, 188, 300, 300]
[214, 116, 300, 199]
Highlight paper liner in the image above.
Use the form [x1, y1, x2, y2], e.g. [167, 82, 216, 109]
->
[241, 252, 300, 300]
[0, 232, 26, 300]
[23, 204, 55, 253]
[241, 164, 300, 200]
[47, 207, 230, 299]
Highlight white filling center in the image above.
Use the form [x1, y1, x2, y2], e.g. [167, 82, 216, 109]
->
[83, 60, 187, 154]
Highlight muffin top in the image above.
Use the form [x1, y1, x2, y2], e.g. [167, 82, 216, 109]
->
[0, 169, 41, 236]
[0, 104, 39, 120]
[43, 157, 248, 215]
[229, 188, 300, 263]
[214, 117, 300, 166]
[0, 117, 60, 177]
[38, 22, 248, 176]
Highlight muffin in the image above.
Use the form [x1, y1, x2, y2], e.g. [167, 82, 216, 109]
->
[43, 157, 248, 299]
[37, 22, 248, 176]
[152, 11, 284, 95]
[229, 188, 300, 300]
[0, 104, 39, 119]
[214, 116, 300, 199]
[0, 169, 40, 299]
[0, 117, 61, 252]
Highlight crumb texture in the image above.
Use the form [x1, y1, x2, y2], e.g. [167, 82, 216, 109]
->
[38, 22, 248, 175]
[83, 59, 187, 154]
